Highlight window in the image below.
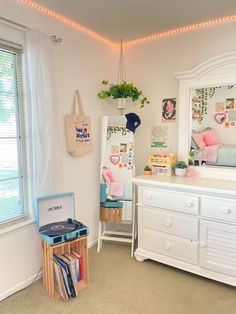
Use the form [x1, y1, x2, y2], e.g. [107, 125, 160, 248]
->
[0, 40, 28, 227]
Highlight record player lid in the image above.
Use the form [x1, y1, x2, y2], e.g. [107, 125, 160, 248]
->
[36, 193, 75, 228]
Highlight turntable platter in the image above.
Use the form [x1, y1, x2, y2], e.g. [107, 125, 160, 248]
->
[39, 221, 77, 237]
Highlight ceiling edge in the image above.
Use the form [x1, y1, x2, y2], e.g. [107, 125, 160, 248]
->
[19, 0, 236, 49]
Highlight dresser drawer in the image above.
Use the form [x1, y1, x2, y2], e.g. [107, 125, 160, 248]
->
[143, 229, 198, 264]
[142, 207, 198, 240]
[201, 197, 236, 223]
[139, 187, 198, 214]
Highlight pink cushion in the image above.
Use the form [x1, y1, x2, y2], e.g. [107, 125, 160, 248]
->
[102, 169, 115, 183]
[192, 128, 220, 149]
[106, 170, 115, 182]
[192, 132, 206, 150]
[203, 133, 219, 146]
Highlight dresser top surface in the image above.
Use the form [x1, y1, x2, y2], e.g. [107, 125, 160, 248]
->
[133, 175, 236, 195]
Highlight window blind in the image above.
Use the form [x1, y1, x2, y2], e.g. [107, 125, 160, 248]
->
[0, 40, 28, 226]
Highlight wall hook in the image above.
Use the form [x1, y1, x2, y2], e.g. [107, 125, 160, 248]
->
[51, 35, 63, 43]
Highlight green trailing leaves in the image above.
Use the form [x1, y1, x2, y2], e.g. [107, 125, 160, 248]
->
[98, 80, 150, 108]
[106, 125, 131, 140]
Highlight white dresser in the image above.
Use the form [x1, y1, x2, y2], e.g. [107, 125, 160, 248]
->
[133, 175, 236, 286]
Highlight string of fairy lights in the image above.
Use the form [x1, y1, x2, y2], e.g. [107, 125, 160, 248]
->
[124, 15, 236, 47]
[19, 0, 236, 48]
[19, 0, 116, 48]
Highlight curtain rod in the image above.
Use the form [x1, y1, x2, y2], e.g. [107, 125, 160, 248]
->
[0, 16, 28, 30]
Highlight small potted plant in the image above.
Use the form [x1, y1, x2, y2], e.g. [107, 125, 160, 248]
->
[174, 161, 188, 177]
[98, 80, 150, 109]
[144, 165, 152, 175]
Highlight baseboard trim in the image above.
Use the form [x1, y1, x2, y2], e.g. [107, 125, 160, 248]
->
[88, 238, 98, 248]
[0, 272, 42, 302]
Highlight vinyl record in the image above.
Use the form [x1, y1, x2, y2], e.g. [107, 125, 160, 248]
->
[39, 221, 77, 237]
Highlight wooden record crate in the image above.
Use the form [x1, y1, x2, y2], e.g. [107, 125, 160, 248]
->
[41, 236, 89, 299]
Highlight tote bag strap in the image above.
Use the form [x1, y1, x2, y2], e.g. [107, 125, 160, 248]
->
[71, 89, 85, 116]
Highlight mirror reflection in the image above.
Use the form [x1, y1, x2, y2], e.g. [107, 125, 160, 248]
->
[190, 84, 236, 168]
[100, 116, 134, 221]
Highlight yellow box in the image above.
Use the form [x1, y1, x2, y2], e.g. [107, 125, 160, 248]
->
[148, 155, 176, 167]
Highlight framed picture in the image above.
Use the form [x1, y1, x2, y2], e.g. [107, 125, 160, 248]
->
[151, 125, 168, 148]
[162, 98, 176, 122]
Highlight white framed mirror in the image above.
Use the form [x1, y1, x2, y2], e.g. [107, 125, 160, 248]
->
[176, 51, 236, 180]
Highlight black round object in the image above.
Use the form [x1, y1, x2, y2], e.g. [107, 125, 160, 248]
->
[39, 220, 77, 237]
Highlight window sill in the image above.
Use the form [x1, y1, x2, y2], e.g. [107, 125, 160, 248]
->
[0, 217, 36, 236]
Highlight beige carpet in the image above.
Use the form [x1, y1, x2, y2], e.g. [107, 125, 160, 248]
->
[0, 242, 236, 314]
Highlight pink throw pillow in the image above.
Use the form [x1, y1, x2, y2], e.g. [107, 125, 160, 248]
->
[102, 170, 111, 184]
[192, 128, 220, 149]
[102, 169, 115, 183]
[203, 133, 219, 146]
[106, 170, 115, 182]
[192, 132, 206, 150]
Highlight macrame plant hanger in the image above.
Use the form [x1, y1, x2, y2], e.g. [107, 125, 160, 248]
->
[117, 39, 126, 115]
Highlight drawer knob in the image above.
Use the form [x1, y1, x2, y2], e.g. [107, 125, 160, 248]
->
[164, 242, 172, 250]
[165, 220, 172, 227]
[223, 208, 231, 214]
[186, 201, 194, 208]
[200, 242, 206, 248]
[146, 195, 153, 200]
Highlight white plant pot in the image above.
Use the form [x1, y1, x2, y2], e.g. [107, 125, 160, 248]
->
[117, 98, 126, 111]
[175, 168, 187, 177]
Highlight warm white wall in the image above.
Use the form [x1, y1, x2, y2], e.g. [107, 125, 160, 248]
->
[0, 0, 118, 300]
[124, 22, 236, 175]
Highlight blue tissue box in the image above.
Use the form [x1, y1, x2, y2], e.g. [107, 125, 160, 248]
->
[101, 201, 123, 208]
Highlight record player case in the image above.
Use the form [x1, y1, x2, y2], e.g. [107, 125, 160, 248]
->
[41, 236, 89, 299]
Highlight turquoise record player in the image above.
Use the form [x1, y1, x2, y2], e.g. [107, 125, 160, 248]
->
[36, 192, 89, 245]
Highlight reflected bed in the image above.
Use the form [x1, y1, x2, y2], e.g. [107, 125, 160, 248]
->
[201, 144, 236, 167]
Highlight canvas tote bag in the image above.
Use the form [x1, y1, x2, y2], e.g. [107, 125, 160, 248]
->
[65, 89, 93, 156]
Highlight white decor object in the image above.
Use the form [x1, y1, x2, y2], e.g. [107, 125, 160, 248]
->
[175, 51, 236, 181]
[117, 97, 126, 111]
[133, 175, 236, 286]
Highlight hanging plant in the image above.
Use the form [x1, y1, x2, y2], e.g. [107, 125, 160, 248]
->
[98, 80, 150, 108]
[98, 40, 150, 112]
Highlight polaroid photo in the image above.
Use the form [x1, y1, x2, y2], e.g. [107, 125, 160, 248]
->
[226, 98, 235, 110]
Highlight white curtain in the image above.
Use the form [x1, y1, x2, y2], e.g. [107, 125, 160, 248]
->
[25, 29, 60, 199]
